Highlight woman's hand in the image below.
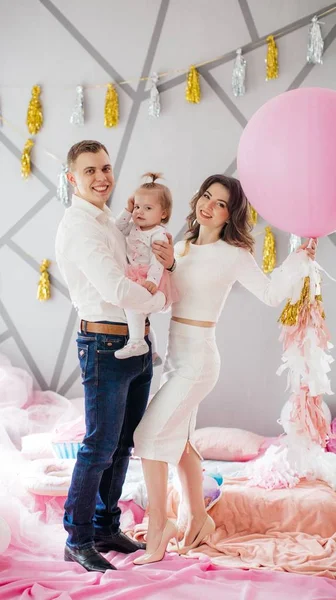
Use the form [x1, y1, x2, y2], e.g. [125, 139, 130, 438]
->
[297, 238, 317, 261]
[152, 233, 175, 269]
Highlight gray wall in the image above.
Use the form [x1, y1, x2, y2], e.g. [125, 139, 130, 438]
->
[1, 0, 336, 435]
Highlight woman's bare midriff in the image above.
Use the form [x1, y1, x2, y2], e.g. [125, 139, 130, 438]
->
[171, 316, 216, 328]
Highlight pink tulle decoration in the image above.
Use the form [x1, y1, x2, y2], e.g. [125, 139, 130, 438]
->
[126, 264, 179, 305]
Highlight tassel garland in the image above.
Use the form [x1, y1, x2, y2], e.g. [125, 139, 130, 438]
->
[104, 83, 119, 127]
[70, 85, 85, 126]
[249, 204, 258, 226]
[148, 73, 160, 118]
[232, 48, 246, 97]
[21, 139, 34, 179]
[265, 35, 279, 80]
[307, 16, 324, 64]
[26, 85, 43, 135]
[262, 226, 276, 273]
[57, 164, 71, 207]
[185, 66, 201, 103]
[37, 259, 51, 301]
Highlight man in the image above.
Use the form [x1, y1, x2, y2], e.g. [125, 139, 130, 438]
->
[55, 140, 175, 572]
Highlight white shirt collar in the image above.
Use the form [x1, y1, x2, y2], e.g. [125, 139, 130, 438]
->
[71, 194, 112, 223]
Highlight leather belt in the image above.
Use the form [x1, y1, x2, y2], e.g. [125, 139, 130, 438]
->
[80, 320, 150, 336]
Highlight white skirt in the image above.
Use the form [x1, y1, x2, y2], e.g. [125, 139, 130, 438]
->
[133, 320, 221, 465]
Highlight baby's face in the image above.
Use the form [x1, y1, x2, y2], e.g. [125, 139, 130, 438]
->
[133, 190, 166, 231]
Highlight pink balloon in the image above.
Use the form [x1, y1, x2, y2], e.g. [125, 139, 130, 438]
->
[237, 87, 336, 237]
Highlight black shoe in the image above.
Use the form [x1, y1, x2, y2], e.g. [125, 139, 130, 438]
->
[64, 544, 117, 572]
[94, 530, 146, 554]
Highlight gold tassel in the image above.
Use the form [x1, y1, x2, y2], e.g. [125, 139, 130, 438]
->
[21, 139, 34, 179]
[37, 259, 51, 301]
[185, 66, 201, 103]
[104, 83, 119, 127]
[266, 35, 279, 80]
[262, 226, 276, 273]
[249, 204, 258, 226]
[26, 85, 43, 135]
[316, 296, 326, 320]
[279, 277, 310, 326]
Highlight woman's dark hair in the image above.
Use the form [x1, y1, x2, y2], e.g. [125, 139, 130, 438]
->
[183, 174, 254, 253]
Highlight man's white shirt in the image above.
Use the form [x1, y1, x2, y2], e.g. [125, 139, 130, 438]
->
[55, 195, 165, 323]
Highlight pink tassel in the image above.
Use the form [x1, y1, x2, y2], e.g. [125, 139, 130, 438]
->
[280, 299, 330, 352]
[289, 387, 329, 447]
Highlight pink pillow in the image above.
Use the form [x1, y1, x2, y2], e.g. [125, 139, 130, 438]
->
[192, 427, 266, 462]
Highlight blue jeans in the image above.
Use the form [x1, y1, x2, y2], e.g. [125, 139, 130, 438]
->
[64, 325, 152, 548]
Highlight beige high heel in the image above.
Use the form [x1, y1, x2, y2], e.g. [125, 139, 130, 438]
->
[173, 515, 215, 555]
[133, 519, 179, 565]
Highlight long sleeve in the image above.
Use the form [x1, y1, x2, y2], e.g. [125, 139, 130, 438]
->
[235, 248, 307, 307]
[61, 218, 165, 313]
[115, 209, 133, 236]
[146, 230, 167, 284]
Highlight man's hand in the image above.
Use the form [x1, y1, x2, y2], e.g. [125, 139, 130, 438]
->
[142, 280, 158, 295]
[126, 196, 135, 213]
[152, 233, 174, 269]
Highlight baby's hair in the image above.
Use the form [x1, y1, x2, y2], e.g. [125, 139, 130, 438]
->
[136, 172, 172, 224]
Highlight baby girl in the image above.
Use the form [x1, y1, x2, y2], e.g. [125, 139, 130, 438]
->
[115, 172, 177, 359]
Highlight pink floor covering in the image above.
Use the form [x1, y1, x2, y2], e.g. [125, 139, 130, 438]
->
[1, 497, 336, 600]
[1, 356, 336, 598]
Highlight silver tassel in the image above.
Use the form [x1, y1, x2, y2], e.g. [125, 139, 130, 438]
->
[288, 233, 302, 254]
[148, 73, 160, 118]
[232, 48, 246, 97]
[57, 164, 71, 207]
[70, 85, 85, 126]
[307, 16, 324, 64]
[0, 97, 2, 128]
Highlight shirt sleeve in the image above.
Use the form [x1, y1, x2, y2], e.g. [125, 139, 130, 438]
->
[61, 218, 165, 313]
[235, 248, 307, 307]
[146, 231, 167, 284]
[114, 209, 133, 236]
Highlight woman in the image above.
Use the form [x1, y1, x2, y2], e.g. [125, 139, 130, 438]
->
[133, 174, 316, 565]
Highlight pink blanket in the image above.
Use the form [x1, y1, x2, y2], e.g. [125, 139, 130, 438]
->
[1, 355, 336, 598]
[130, 478, 336, 578]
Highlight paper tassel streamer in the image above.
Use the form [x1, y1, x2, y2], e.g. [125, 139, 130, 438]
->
[232, 48, 246, 97]
[307, 16, 324, 64]
[26, 85, 43, 135]
[247, 258, 335, 491]
[265, 35, 279, 80]
[277, 266, 332, 399]
[185, 66, 201, 104]
[21, 139, 34, 179]
[148, 73, 160, 118]
[70, 85, 85, 126]
[57, 164, 71, 207]
[289, 233, 301, 254]
[37, 259, 51, 301]
[249, 204, 258, 226]
[0, 97, 2, 128]
[104, 83, 119, 127]
[262, 226, 276, 273]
